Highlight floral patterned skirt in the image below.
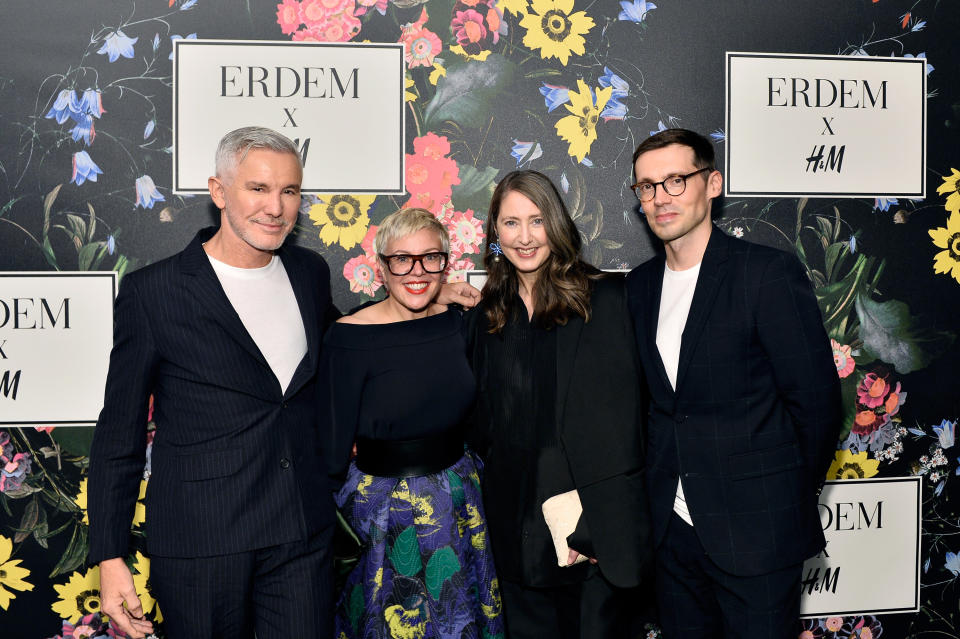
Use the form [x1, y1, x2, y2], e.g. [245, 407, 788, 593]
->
[334, 450, 505, 639]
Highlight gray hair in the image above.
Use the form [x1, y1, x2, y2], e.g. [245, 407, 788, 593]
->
[374, 207, 450, 257]
[214, 126, 302, 179]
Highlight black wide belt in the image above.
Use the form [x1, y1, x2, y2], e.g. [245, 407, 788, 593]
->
[354, 428, 465, 478]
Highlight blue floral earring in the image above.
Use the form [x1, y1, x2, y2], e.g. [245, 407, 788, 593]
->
[489, 239, 503, 261]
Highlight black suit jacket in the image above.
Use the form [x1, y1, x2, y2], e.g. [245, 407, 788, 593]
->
[88, 227, 339, 561]
[626, 227, 841, 577]
[468, 274, 652, 588]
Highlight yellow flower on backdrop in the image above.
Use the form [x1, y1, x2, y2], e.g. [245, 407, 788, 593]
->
[499, 0, 529, 16]
[826, 449, 880, 480]
[131, 551, 163, 623]
[0, 535, 34, 610]
[555, 80, 612, 162]
[428, 62, 446, 86]
[929, 209, 960, 284]
[937, 167, 960, 213]
[405, 76, 417, 102]
[76, 477, 146, 526]
[520, 0, 594, 66]
[309, 194, 375, 250]
[51, 566, 101, 623]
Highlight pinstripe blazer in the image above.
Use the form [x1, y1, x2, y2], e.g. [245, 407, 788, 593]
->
[88, 227, 338, 561]
[626, 227, 842, 577]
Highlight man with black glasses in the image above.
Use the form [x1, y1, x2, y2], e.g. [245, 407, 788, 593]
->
[625, 128, 842, 638]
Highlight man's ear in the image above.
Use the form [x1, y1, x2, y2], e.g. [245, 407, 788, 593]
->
[208, 175, 226, 210]
[707, 170, 723, 199]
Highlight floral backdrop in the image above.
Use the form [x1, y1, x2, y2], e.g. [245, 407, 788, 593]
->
[0, 1, 958, 637]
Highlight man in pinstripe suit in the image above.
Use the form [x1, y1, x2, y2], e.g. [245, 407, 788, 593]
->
[87, 127, 344, 638]
[625, 129, 842, 638]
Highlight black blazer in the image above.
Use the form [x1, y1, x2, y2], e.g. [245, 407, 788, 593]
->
[626, 227, 842, 577]
[88, 227, 339, 561]
[468, 274, 652, 588]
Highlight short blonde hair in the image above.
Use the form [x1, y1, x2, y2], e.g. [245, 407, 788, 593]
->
[374, 207, 450, 256]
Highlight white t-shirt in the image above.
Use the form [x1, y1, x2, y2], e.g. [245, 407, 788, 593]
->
[656, 261, 701, 526]
[207, 253, 307, 393]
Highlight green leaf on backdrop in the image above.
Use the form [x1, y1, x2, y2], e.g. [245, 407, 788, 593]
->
[50, 522, 88, 577]
[424, 54, 517, 129]
[855, 294, 956, 374]
[836, 372, 861, 442]
[451, 164, 498, 214]
[425, 546, 461, 600]
[390, 525, 423, 577]
[51, 427, 95, 458]
[422, 0, 456, 38]
[14, 495, 40, 543]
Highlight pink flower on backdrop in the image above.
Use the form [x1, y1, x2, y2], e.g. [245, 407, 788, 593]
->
[299, 0, 352, 27]
[404, 133, 460, 214]
[343, 254, 383, 296]
[445, 257, 476, 283]
[355, 0, 387, 16]
[446, 209, 485, 255]
[414, 132, 451, 160]
[34, 426, 56, 433]
[831, 339, 856, 378]
[401, 24, 443, 68]
[276, 0, 302, 34]
[857, 372, 892, 408]
[360, 224, 379, 258]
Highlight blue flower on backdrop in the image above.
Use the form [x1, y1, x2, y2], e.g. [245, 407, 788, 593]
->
[144, 120, 156, 139]
[135, 175, 166, 209]
[650, 119, 668, 137]
[45, 89, 79, 124]
[71, 151, 103, 185]
[169, 33, 198, 60]
[619, 0, 657, 23]
[511, 140, 543, 167]
[598, 67, 629, 121]
[70, 116, 96, 146]
[97, 30, 138, 63]
[875, 197, 899, 212]
[539, 83, 570, 113]
[946, 551, 960, 577]
[933, 419, 955, 449]
[904, 52, 934, 75]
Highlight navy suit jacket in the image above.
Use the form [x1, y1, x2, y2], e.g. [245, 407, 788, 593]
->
[626, 227, 841, 577]
[88, 227, 339, 561]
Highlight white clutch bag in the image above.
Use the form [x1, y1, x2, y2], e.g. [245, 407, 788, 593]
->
[541, 489, 588, 567]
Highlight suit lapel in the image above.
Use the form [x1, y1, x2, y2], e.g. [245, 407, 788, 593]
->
[279, 246, 320, 398]
[555, 313, 584, 431]
[180, 229, 270, 370]
[645, 255, 674, 396]
[674, 227, 729, 393]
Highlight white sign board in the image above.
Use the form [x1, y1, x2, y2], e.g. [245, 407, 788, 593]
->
[800, 476, 921, 617]
[174, 40, 405, 194]
[0, 272, 116, 426]
[725, 52, 926, 198]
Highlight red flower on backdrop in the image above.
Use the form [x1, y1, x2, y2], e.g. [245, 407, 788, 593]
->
[446, 209, 485, 256]
[276, 0, 361, 42]
[403, 133, 461, 214]
[851, 371, 907, 436]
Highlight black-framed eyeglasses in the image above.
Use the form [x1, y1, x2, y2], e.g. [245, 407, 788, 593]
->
[378, 252, 449, 276]
[630, 167, 711, 202]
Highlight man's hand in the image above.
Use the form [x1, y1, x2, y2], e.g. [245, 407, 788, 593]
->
[99, 557, 154, 638]
[566, 548, 598, 566]
[438, 281, 481, 309]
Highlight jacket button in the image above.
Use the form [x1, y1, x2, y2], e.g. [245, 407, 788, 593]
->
[280, 458, 291, 469]
[281, 402, 288, 409]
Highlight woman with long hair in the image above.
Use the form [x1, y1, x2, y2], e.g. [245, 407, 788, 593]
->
[466, 170, 651, 638]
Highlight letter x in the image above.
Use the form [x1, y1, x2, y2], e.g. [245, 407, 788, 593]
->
[0, 340, 6, 358]
[282, 108, 298, 128]
[821, 117, 835, 136]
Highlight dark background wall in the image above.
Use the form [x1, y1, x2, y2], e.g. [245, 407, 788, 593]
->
[0, 1, 957, 637]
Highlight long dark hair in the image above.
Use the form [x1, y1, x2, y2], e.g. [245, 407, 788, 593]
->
[481, 170, 601, 333]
